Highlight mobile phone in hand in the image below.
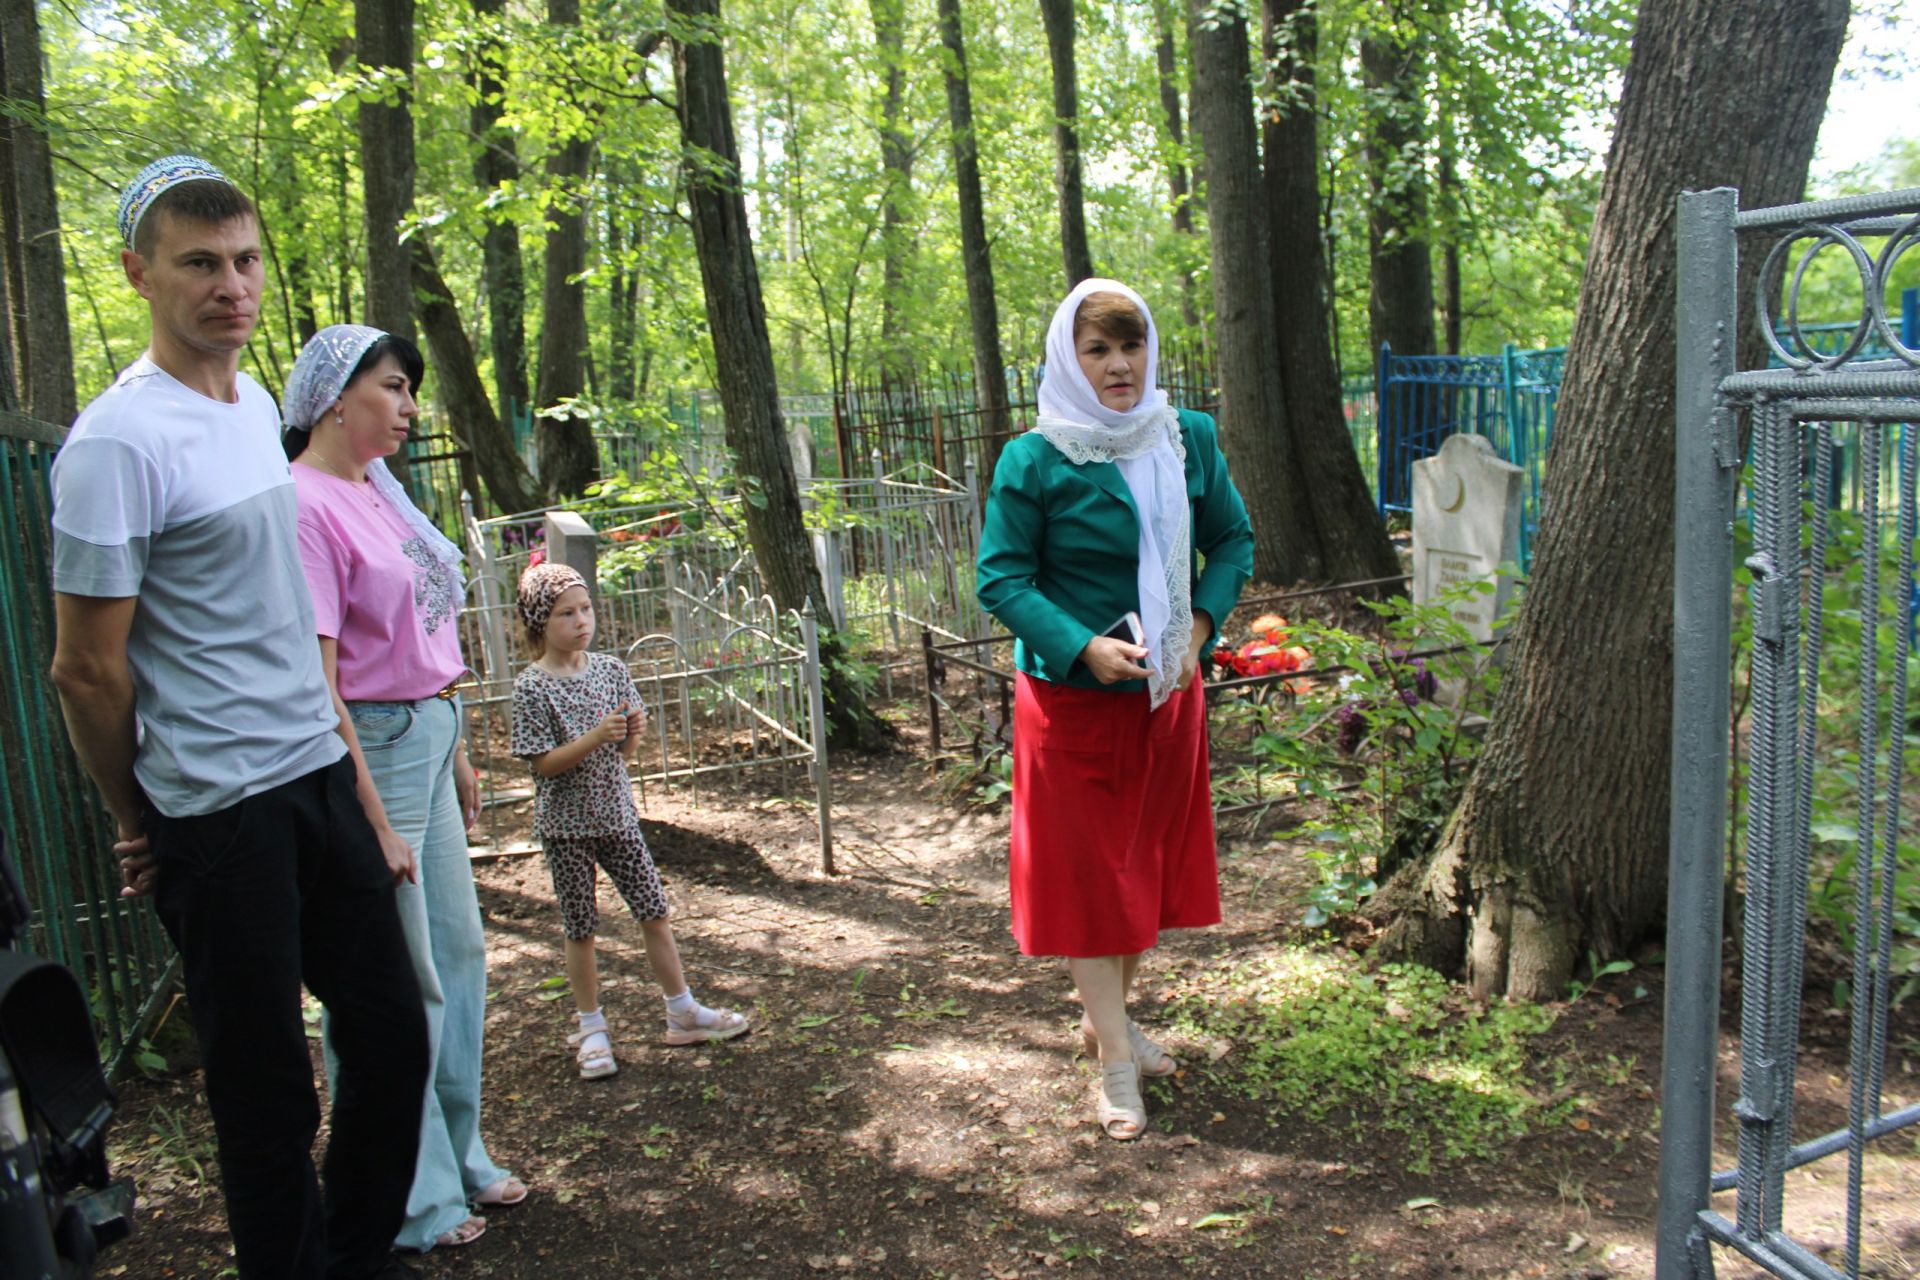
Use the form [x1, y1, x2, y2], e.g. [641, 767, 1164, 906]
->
[1103, 611, 1146, 647]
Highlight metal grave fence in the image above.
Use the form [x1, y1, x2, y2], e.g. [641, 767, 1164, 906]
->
[455, 463, 988, 869]
[1374, 342, 1563, 569]
[0, 411, 175, 1074]
[1660, 185, 1920, 1280]
[455, 548, 837, 873]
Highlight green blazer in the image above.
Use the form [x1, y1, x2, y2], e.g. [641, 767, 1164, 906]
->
[976, 408, 1254, 691]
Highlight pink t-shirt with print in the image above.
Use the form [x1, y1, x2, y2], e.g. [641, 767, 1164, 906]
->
[293, 464, 465, 701]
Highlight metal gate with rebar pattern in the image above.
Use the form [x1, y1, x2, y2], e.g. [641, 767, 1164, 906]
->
[1660, 186, 1920, 1280]
[0, 411, 175, 1073]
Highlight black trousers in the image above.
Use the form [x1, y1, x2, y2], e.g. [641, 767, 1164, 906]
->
[149, 757, 428, 1280]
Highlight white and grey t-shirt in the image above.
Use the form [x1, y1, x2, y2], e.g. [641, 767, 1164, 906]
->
[51, 358, 344, 818]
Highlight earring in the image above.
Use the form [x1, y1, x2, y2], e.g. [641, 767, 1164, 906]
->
[334, 412, 344, 426]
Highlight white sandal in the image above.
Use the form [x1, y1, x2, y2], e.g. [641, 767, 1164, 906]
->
[568, 1012, 618, 1080]
[1098, 1060, 1146, 1141]
[664, 1004, 750, 1046]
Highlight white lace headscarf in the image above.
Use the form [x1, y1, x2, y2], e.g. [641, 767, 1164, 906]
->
[1033, 278, 1190, 710]
[283, 323, 465, 591]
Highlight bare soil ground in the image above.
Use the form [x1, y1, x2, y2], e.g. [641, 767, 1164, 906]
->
[100, 713, 1920, 1280]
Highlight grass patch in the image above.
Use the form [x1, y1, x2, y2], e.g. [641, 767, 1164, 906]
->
[1168, 946, 1568, 1172]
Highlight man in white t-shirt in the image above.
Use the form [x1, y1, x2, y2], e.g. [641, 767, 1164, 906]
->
[47, 156, 429, 1280]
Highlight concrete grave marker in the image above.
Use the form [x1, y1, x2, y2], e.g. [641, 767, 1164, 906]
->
[1411, 433, 1523, 643]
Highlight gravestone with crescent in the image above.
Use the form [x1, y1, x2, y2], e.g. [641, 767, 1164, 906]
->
[1411, 432, 1524, 644]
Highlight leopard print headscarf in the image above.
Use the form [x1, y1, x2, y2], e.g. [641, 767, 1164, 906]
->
[517, 563, 588, 639]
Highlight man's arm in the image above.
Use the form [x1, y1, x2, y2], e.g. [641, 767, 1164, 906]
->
[50, 593, 151, 894]
[50, 593, 143, 831]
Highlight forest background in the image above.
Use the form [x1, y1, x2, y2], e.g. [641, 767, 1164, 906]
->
[17, 0, 1910, 487]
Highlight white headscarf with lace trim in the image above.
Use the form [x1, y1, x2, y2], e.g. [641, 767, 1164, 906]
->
[282, 323, 465, 591]
[1032, 279, 1189, 710]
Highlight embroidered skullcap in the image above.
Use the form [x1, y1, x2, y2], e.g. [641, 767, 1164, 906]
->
[284, 324, 467, 591]
[282, 324, 383, 431]
[518, 563, 588, 636]
[117, 154, 234, 248]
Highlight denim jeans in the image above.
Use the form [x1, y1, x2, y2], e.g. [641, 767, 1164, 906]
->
[324, 696, 509, 1250]
[149, 757, 428, 1280]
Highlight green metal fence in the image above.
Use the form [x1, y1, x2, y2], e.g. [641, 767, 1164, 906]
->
[0, 410, 174, 1074]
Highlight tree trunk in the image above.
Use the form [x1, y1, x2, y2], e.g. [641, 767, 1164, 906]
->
[1038, 0, 1093, 288]
[869, 0, 914, 380]
[471, 0, 531, 425]
[356, 0, 417, 491]
[607, 205, 639, 403]
[935, 0, 1010, 478]
[1188, 0, 1319, 584]
[1262, 0, 1399, 586]
[1375, 0, 1850, 998]
[669, 0, 889, 750]
[1361, 8, 1435, 361]
[1438, 139, 1461, 356]
[533, 0, 598, 497]
[0, 0, 76, 425]
[0, 239, 16, 411]
[411, 239, 547, 516]
[1153, 0, 1197, 328]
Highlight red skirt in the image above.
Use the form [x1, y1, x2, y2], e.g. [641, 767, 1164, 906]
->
[1008, 672, 1220, 957]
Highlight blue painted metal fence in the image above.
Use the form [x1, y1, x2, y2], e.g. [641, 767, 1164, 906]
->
[1374, 343, 1562, 569]
[1373, 288, 1919, 572]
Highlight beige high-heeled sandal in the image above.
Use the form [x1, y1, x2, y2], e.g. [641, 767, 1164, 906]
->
[1081, 1019, 1179, 1077]
[1098, 1060, 1146, 1140]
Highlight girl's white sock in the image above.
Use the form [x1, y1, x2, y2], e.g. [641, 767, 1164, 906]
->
[577, 1007, 607, 1032]
[663, 989, 696, 1018]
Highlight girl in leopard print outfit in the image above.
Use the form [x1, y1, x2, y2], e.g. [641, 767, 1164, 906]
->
[510, 562, 749, 1079]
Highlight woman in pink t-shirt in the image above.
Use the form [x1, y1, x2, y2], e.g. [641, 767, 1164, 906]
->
[283, 325, 525, 1254]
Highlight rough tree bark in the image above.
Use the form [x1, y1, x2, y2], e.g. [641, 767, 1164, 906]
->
[411, 240, 547, 516]
[1187, 0, 1319, 584]
[1152, 0, 1197, 327]
[668, 0, 889, 749]
[1262, 0, 1400, 585]
[0, 0, 76, 425]
[533, 0, 599, 497]
[1038, 0, 1093, 289]
[935, 0, 1010, 478]
[471, 0, 531, 423]
[1375, 0, 1850, 999]
[1361, 5, 1436, 362]
[356, 0, 417, 487]
[869, 0, 914, 379]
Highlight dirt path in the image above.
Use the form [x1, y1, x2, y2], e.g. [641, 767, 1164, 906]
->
[100, 720, 1919, 1279]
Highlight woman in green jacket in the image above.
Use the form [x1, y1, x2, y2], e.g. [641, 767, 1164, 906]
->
[976, 279, 1253, 1140]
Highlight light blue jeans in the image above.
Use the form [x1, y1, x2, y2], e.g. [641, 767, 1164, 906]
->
[323, 695, 509, 1251]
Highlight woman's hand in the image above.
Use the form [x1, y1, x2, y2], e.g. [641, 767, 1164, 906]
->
[453, 747, 481, 832]
[376, 822, 418, 885]
[1080, 635, 1154, 685]
[625, 703, 648, 738]
[1174, 630, 1211, 692]
[1173, 611, 1215, 693]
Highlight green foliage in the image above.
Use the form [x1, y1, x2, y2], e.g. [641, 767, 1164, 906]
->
[40, 0, 1642, 437]
[1245, 579, 1511, 925]
[1169, 946, 1566, 1173]
[934, 731, 1011, 807]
